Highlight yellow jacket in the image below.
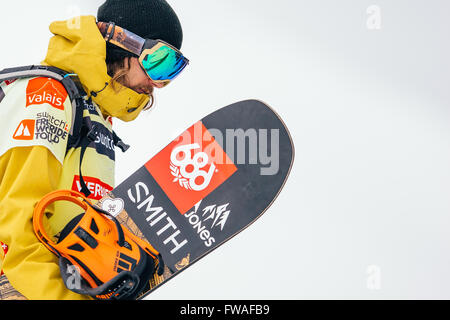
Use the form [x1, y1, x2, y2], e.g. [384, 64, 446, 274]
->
[0, 16, 150, 300]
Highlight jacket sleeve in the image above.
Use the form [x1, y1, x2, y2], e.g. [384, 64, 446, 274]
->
[0, 145, 91, 300]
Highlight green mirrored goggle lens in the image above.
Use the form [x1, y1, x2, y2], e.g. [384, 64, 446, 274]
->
[141, 45, 188, 82]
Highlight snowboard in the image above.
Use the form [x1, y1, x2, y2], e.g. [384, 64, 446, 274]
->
[96, 99, 294, 299]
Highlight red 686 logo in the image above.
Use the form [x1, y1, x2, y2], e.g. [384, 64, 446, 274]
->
[145, 121, 237, 215]
[170, 143, 217, 191]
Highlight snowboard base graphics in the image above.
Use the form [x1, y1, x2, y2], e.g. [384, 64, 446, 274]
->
[95, 100, 294, 299]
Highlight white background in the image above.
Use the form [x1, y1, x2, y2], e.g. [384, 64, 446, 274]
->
[1, 0, 450, 299]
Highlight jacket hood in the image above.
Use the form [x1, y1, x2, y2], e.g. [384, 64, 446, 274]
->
[42, 15, 150, 122]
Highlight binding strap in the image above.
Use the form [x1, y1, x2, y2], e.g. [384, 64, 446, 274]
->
[32, 189, 164, 300]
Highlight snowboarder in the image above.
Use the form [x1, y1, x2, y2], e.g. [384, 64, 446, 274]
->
[0, 0, 188, 300]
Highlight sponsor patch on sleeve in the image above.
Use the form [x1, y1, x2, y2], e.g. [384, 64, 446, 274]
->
[25, 77, 67, 110]
[71, 175, 113, 200]
[0, 77, 72, 164]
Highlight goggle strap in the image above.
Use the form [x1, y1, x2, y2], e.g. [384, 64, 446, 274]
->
[105, 22, 115, 42]
[97, 21, 144, 56]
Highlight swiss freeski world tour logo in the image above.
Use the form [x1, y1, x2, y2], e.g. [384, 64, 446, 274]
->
[13, 113, 69, 144]
[12, 119, 35, 140]
[145, 121, 237, 215]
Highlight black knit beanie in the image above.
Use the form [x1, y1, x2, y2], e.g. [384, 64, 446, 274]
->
[97, 0, 183, 64]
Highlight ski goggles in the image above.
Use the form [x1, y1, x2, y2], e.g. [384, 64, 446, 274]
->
[98, 21, 189, 88]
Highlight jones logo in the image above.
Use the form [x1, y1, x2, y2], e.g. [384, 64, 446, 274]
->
[170, 143, 216, 191]
[26, 77, 67, 110]
[184, 200, 231, 247]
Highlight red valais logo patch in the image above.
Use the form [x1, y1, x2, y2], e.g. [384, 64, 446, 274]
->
[145, 121, 238, 215]
[26, 77, 67, 110]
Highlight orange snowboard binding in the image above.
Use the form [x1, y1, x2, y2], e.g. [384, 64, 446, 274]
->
[33, 190, 164, 300]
